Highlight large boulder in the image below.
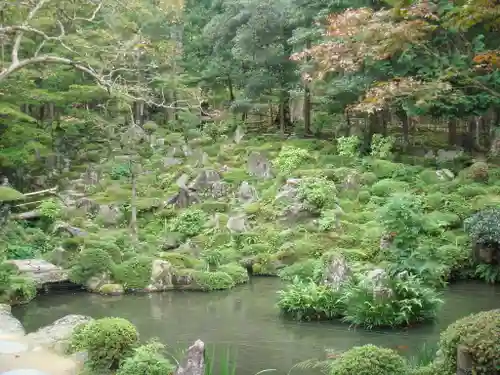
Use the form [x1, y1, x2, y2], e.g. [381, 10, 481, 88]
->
[0, 304, 25, 336]
[26, 314, 92, 355]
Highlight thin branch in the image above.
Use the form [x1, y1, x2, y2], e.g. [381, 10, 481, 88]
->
[12, 0, 50, 64]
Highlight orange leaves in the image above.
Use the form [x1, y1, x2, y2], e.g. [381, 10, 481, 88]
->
[473, 51, 500, 71]
[290, 3, 436, 78]
[348, 78, 452, 113]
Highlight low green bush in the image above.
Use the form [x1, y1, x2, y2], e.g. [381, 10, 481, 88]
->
[112, 256, 153, 289]
[277, 259, 321, 282]
[327, 344, 408, 375]
[276, 278, 343, 321]
[193, 270, 235, 291]
[70, 317, 139, 370]
[218, 263, 249, 284]
[69, 248, 114, 285]
[439, 309, 500, 375]
[116, 341, 175, 375]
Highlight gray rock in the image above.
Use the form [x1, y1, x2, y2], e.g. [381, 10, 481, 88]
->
[323, 254, 351, 292]
[148, 260, 174, 292]
[5, 259, 68, 287]
[238, 181, 258, 203]
[174, 340, 205, 375]
[361, 268, 393, 299]
[26, 314, 92, 354]
[164, 156, 182, 167]
[234, 126, 245, 144]
[247, 152, 273, 179]
[227, 214, 249, 233]
[437, 149, 462, 163]
[0, 304, 25, 336]
[435, 169, 454, 180]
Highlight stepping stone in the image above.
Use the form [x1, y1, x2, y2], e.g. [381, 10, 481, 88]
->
[0, 340, 28, 354]
[1, 371, 49, 375]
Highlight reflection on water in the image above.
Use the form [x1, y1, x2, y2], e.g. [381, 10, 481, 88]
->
[12, 278, 500, 375]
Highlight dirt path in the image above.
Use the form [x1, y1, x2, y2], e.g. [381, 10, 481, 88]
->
[0, 334, 79, 375]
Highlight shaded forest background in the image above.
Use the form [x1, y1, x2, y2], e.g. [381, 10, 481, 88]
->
[1, 0, 500, 190]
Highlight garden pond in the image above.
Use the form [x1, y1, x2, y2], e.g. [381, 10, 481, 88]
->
[12, 278, 500, 375]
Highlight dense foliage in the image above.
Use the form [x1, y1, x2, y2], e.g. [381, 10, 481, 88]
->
[70, 317, 139, 370]
[2, 0, 500, 372]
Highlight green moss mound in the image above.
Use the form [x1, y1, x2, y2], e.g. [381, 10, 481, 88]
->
[113, 256, 153, 289]
[116, 341, 175, 375]
[439, 309, 500, 375]
[327, 344, 408, 375]
[70, 317, 139, 370]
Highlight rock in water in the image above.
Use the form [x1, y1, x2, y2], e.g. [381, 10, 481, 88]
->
[323, 255, 351, 292]
[175, 340, 205, 375]
[148, 260, 174, 291]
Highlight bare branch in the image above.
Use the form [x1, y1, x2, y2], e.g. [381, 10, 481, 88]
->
[12, 0, 50, 64]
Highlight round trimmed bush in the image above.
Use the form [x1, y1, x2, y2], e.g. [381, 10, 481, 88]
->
[327, 344, 407, 375]
[70, 317, 139, 370]
[439, 309, 500, 375]
[116, 341, 175, 375]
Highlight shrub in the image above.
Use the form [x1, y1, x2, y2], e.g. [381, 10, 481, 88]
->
[277, 259, 321, 282]
[69, 248, 113, 285]
[276, 278, 343, 321]
[7, 276, 37, 304]
[193, 270, 235, 291]
[464, 207, 500, 245]
[359, 171, 378, 186]
[369, 160, 400, 179]
[116, 341, 175, 375]
[218, 263, 249, 284]
[337, 135, 361, 158]
[274, 146, 312, 175]
[112, 256, 153, 289]
[169, 208, 206, 237]
[70, 317, 139, 370]
[327, 344, 407, 375]
[357, 190, 371, 203]
[418, 169, 441, 185]
[439, 309, 500, 375]
[378, 193, 424, 252]
[467, 161, 489, 182]
[370, 179, 409, 197]
[297, 177, 337, 211]
[371, 134, 395, 159]
[340, 272, 443, 329]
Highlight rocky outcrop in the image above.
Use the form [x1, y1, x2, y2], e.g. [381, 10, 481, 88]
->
[175, 340, 205, 375]
[0, 304, 25, 336]
[322, 254, 351, 292]
[5, 259, 69, 288]
[26, 314, 92, 355]
[0, 305, 90, 374]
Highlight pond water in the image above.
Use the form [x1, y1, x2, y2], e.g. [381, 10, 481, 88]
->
[12, 278, 500, 375]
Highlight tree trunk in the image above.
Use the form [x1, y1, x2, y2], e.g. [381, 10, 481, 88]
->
[129, 163, 138, 240]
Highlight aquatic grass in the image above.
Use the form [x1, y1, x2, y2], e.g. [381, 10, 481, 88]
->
[204, 345, 277, 375]
[407, 342, 439, 368]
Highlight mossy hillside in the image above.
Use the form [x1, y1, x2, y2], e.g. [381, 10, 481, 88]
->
[2, 133, 500, 308]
